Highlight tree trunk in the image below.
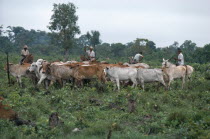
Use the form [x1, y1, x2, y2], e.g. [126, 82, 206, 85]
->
[64, 49, 69, 62]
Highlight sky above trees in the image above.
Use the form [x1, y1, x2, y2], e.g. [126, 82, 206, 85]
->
[0, 0, 210, 47]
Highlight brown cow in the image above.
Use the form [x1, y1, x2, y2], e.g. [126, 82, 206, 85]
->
[70, 64, 106, 86]
[4, 63, 37, 87]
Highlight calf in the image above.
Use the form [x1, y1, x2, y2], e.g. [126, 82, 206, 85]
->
[104, 67, 138, 90]
[137, 68, 166, 91]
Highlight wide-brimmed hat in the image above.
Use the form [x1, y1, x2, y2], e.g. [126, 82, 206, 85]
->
[24, 45, 28, 49]
[177, 48, 182, 52]
[89, 46, 93, 49]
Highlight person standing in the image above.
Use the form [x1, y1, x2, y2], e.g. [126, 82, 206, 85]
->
[133, 52, 144, 63]
[174, 48, 184, 66]
[20, 45, 30, 64]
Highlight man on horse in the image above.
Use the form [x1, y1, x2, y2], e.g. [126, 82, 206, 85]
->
[133, 51, 144, 64]
[20, 45, 30, 65]
[84, 46, 95, 61]
[174, 48, 184, 66]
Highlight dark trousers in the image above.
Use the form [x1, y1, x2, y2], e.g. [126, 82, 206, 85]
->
[20, 56, 26, 65]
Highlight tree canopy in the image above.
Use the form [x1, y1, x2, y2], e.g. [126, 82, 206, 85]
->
[48, 2, 80, 61]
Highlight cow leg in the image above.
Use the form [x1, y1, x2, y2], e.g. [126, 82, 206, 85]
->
[181, 76, 185, 89]
[116, 79, 120, 91]
[159, 79, 167, 90]
[58, 79, 63, 87]
[16, 77, 19, 85]
[80, 79, 84, 87]
[131, 78, 137, 88]
[38, 76, 46, 85]
[44, 79, 49, 90]
[18, 76, 23, 88]
[140, 80, 144, 91]
[167, 77, 173, 90]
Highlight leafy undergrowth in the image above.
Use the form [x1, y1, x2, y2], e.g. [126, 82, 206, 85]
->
[0, 57, 210, 138]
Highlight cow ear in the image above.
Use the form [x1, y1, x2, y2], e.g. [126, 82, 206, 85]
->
[163, 58, 165, 61]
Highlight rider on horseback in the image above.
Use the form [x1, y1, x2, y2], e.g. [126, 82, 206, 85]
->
[20, 45, 30, 65]
[174, 48, 184, 66]
[84, 46, 95, 61]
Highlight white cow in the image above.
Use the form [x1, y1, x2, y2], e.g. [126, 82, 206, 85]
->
[162, 58, 194, 89]
[137, 68, 166, 91]
[123, 63, 150, 69]
[104, 67, 138, 90]
[28, 62, 50, 88]
[4, 63, 37, 87]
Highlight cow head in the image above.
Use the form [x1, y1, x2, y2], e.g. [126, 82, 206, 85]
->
[28, 62, 37, 72]
[36, 59, 45, 66]
[42, 62, 51, 73]
[162, 58, 170, 68]
[103, 67, 111, 76]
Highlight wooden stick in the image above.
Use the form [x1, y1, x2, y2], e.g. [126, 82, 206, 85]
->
[6, 52, 11, 85]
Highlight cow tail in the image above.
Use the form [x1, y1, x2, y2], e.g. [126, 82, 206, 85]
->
[185, 65, 188, 77]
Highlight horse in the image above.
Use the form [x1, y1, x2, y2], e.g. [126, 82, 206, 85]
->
[162, 58, 194, 90]
[22, 54, 33, 64]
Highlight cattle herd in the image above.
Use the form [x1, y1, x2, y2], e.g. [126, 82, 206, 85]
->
[4, 59, 194, 90]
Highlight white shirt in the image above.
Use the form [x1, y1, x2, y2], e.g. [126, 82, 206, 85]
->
[86, 50, 95, 58]
[178, 53, 184, 65]
[134, 53, 143, 61]
[21, 49, 29, 56]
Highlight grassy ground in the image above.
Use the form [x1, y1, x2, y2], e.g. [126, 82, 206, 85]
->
[0, 54, 210, 139]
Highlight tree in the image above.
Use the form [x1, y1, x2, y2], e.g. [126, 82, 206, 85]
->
[110, 43, 126, 57]
[48, 3, 80, 61]
[86, 30, 100, 57]
[146, 41, 156, 50]
[0, 26, 13, 53]
[180, 40, 196, 52]
[6, 26, 34, 48]
[180, 40, 197, 62]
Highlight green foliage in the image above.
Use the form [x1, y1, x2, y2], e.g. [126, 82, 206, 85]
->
[48, 2, 80, 60]
[0, 54, 210, 138]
